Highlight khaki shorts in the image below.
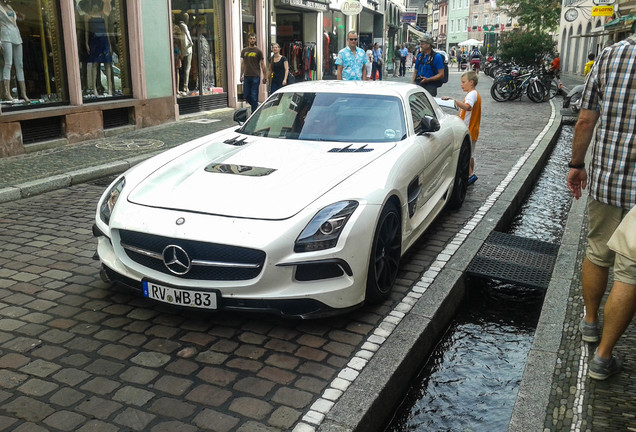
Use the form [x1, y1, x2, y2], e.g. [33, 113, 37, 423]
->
[586, 199, 636, 285]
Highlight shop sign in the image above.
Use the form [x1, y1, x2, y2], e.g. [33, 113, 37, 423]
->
[341, 0, 363, 16]
[592, 5, 613, 16]
[402, 12, 417, 23]
[276, 0, 329, 12]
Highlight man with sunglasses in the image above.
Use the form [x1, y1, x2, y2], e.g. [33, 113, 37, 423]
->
[336, 31, 368, 81]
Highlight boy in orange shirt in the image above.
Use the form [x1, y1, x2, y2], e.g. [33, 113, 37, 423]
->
[443, 70, 481, 185]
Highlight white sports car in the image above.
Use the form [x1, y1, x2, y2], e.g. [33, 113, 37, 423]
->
[94, 81, 471, 318]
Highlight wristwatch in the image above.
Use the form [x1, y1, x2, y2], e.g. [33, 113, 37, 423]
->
[568, 161, 585, 169]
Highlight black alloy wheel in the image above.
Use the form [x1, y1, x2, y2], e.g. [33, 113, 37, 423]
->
[366, 202, 401, 304]
[447, 140, 471, 210]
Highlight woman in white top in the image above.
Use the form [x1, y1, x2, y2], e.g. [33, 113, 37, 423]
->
[0, 0, 29, 102]
[365, 45, 373, 80]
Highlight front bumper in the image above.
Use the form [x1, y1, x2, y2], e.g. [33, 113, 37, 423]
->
[99, 264, 363, 319]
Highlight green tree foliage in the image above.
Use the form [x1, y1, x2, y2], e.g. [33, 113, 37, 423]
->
[498, 31, 556, 65]
[495, 0, 561, 33]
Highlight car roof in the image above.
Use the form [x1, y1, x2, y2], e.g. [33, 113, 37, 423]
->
[278, 80, 417, 97]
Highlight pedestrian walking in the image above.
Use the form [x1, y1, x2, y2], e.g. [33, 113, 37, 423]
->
[393, 45, 401, 77]
[442, 70, 481, 185]
[567, 35, 636, 381]
[365, 44, 373, 80]
[268, 42, 289, 95]
[372, 42, 383, 80]
[240, 33, 267, 113]
[399, 43, 408, 77]
[336, 31, 367, 81]
[412, 36, 445, 96]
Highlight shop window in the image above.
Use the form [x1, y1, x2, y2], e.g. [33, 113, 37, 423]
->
[323, 12, 345, 79]
[172, 0, 227, 96]
[76, 0, 131, 101]
[0, 0, 67, 110]
[241, 0, 255, 45]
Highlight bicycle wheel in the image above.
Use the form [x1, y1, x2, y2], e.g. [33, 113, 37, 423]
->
[490, 80, 511, 102]
[544, 77, 560, 100]
[527, 80, 546, 103]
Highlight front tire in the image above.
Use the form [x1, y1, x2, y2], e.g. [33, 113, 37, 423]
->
[366, 202, 401, 304]
[447, 140, 471, 210]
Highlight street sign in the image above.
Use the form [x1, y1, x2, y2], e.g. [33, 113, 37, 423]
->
[593, 0, 615, 5]
[592, 5, 614, 16]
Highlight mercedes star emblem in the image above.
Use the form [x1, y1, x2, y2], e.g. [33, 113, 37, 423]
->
[176, 217, 185, 225]
[162, 245, 192, 275]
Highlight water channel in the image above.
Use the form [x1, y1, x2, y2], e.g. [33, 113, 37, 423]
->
[385, 124, 574, 431]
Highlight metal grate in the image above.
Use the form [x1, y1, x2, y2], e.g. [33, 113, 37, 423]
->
[103, 107, 131, 129]
[178, 93, 229, 115]
[466, 231, 559, 290]
[21, 116, 64, 144]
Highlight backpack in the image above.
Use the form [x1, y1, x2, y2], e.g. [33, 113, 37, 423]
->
[417, 51, 449, 87]
[426, 50, 449, 87]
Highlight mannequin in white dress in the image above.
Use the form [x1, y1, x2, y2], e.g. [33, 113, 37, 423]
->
[0, 0, 29, 102]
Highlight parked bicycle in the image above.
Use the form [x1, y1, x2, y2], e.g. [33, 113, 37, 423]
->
[490, 67, 547, 103]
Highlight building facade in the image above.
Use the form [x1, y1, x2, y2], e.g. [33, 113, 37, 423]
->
[559, 0, 636, 76]
[0, 0, 408, 158]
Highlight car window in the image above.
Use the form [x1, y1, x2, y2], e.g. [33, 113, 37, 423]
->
[409, 92, 437, 134]
[239, 92, 406, 143]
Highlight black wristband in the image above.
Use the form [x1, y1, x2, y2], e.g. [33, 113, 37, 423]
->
[568, 161, 585, 169]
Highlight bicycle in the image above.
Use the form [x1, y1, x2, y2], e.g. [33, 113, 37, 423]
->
[490, 68, 546, 103]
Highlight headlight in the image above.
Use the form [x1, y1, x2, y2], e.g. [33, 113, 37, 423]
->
[295, 201, 359, 252]
[99, 177, 126, 225]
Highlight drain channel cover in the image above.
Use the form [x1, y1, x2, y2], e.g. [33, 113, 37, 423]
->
[466, 231, 559, 290]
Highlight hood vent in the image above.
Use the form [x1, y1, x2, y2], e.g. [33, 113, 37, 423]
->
[204, 163, 276, 177]
[328, 144, 373, 153]
[223, 136, 248, 146]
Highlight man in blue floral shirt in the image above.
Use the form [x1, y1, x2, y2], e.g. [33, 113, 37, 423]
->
[336, 31, 368, 81]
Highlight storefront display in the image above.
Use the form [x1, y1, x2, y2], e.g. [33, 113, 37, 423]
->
[172, 0, 226, 103]
[323, 11, 345, 79]
[75, 0, 130, 102]
[0, 0, 67, 110]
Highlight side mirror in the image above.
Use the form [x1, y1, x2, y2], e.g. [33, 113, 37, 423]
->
[419, 116, 441, 134]
[233, 108, 248, 125]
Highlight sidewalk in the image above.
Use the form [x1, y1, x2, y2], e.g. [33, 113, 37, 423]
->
[1, 71, 633, 432]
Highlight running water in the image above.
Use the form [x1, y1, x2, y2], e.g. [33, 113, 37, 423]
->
[385, 125, 574, 431]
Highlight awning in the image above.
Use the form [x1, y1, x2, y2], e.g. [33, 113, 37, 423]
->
[604, 14, 636, 30]
[407, 24, 426, 41]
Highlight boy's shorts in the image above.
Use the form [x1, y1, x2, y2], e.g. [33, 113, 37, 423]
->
[586, 198, 636, 285]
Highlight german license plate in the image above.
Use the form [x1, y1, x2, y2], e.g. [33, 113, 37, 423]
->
[142, 281, 217, 309]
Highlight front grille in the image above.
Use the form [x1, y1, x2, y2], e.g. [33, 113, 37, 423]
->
[118, 230, 265, 281]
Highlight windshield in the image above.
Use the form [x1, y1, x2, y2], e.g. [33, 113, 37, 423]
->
[239, 92, 406, 142]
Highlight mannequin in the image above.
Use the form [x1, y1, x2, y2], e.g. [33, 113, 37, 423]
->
[85, 0, 113, 96]
[177, 13, 193, 93]
[172, 24, 183, 94]
[0, 0, 29, 102]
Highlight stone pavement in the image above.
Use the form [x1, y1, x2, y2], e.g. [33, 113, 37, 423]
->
[0, 70, 633, 432]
